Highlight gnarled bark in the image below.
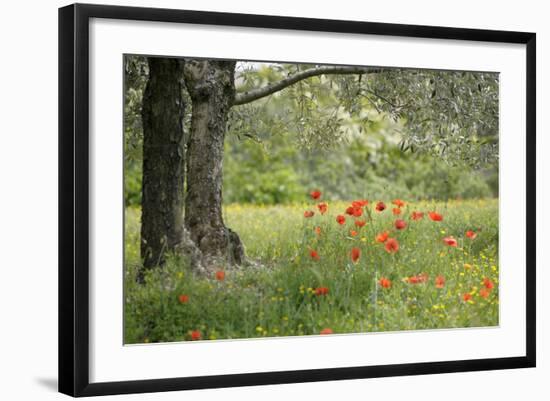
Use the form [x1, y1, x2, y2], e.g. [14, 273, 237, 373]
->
[140, 57, 186, 274]
[183, 59, 245, 270]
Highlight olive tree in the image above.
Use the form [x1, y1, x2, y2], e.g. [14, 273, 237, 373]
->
[130, 56, 498, 276]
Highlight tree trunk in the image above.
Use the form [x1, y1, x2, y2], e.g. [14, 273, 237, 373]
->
[140, 57, 186, 273]
[183, 59, 245, 270]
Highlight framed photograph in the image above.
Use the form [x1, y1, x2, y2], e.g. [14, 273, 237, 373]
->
[59, 3, 536, 397]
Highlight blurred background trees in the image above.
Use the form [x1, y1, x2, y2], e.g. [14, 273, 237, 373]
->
[125, 57, 498, 208]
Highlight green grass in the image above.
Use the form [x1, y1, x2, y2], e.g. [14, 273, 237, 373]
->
[124, 199, 499, 344]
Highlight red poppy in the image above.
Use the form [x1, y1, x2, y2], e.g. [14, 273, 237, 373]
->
[392, 207, 402, 215]
[310, 190, 321, 200]
[190, 330, 202, 341]
[435, 275, 445, 289]
[466, 230, 477, 239]
[376, 231, 389, 243]
[411, 211, 424, 221]
[346, 206, 363, 217]
[310, 249, 320, 261]
[354, 219, 366, 228]
[375, 201, 386, 212]
[479, 288, 491, 299]
[405, 273, 428, 284]
[392, 199, 405, 208]
[320, 328, 334, 335]
[352, 200, 369, 208]
[384, 238, 399, 253]
[428, 211, 443, 221]
[379, 277, 392, 289]
[178, 294, 189, 304]
[215, 271, 225, 281]
[351, 247, 361, 263]
[462, 293, 472, 302]
[314, 226, 322, 236]
[395, 219, 407, 230]
[315, 287, 329, 296]
[443, 236, 458, 247]
[304, 210, 315, 218]
[336, 215, 346, 225]
[349, 230, 358, 237]
[483, 277, 494, 290]
[317, 202, 328, 215]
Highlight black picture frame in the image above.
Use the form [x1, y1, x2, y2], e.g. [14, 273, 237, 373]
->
[59, 3, 536, 397]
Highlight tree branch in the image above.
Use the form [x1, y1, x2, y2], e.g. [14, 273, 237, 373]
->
[233, 66, 384, 106]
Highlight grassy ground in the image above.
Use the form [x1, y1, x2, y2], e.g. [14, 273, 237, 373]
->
[124, 198, 499, 344]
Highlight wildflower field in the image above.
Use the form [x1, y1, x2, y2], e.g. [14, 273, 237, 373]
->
[124, 195, 499, 343]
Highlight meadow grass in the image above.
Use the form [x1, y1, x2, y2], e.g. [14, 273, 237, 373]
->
[124, 199, 499, 343]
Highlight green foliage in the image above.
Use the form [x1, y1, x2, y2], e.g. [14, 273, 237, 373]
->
[223, 62, 498, 205]
[126, 126, 494, 207]
[231, 63, 352, 150]
[123, 58, 499, 206]
[222, 124, 494, 205]
[365, 69, 499, 167]
[232, 63, 499, 167]
[223, 133, 305, 204]
[125, 199, 499, 343]
[124, 55, 147, 207]
[124, 168, 142, 207]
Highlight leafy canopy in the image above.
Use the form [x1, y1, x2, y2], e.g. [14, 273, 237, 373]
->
[231, 62, 499, 167]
